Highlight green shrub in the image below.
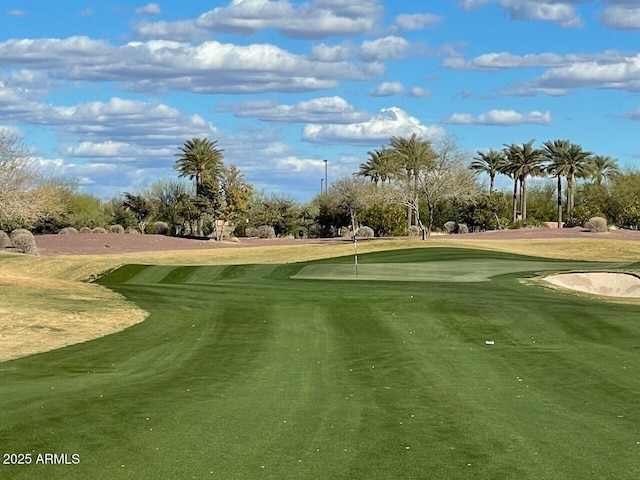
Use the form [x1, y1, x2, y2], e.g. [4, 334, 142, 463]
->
[11, 231, 37, 254]
[127, 227, 141, 234]
[92, 227, 108, 234]
[564, 205, 595, 228]
[109, 224, 125, 234]
[79, 227, 92, 234]
[153, 221, 170, 235]
[58, 227, 79, 235]
[356, 226, 374, 238]
[0, 230, 10, 248]
[586, 216, 608, 233]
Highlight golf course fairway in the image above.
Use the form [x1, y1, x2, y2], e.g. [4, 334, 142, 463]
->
[1, 247, 639, 479]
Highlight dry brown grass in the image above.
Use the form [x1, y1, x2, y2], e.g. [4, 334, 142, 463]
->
[0, 272, 146, 362]
[1, 236, 638, 363]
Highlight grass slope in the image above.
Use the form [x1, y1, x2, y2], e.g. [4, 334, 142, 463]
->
[1, 248, 639, 479]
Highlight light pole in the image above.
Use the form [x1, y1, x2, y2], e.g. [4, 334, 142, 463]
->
[323, 159, 328, 195]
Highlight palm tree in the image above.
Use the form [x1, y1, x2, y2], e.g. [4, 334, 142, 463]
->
[358, 147, 395, 185]
[388, 133, 437, 229]
[589, 155, 620, 186]
[174, 138, 225, 236]
[469, 149, 505, 194]
[502, 140, 545, 222]
[542, 139, 571, 228]
[562, 143, 592, 213]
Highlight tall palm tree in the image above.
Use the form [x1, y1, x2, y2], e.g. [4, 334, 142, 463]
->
[542, 139, 571, 228]
[174, 138, 225, 195]
[358, 146, 395, 185]
[562, 143, 592, 213]
[589, 155, 620, 186]
[469, 149, 505, 194]
[174, 138, 225, 236]
[502, 140, 545, 222]
[388, 133, 436, 229]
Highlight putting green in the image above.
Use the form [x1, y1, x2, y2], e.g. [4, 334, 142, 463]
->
[294, 260, 630, 282]
[1, 248, 639, 480]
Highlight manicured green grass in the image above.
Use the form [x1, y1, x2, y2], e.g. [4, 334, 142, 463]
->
[1, 248, 640, 479]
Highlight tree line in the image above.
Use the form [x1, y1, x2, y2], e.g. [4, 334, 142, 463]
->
[1, 128, 638, 238]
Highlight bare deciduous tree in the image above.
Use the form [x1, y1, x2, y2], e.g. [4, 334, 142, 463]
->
[0, 130, 66, 230]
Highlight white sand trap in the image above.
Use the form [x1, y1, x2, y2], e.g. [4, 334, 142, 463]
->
[544, 272, 640, 298]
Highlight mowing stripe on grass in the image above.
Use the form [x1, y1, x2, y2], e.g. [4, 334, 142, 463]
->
[1, 248, 639, 479]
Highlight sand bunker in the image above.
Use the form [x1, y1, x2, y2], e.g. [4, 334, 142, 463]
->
[544, 272, 640, 298]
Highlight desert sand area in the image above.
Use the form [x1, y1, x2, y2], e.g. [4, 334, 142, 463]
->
[1, 228, 639, 363]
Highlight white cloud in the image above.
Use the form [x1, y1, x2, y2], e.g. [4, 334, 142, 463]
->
[132, 20, 204, 42]
[444, 109, 552, 125]
[44, 98, 215, 149]
[302, 107, 445, 145]
[370, 81, 405, 96]
[0, 97, 217, 174]
[618, 107, 640, 120]
[8, 10, 27, 17]
[359, 36, 410, 62]
[275, 156, 327, 174]
[408, 87, 432, 98]
[600, 4, 640, 30]
[309, 43, 351, 62]
[227, 96, 369, 123]
[393, 13, 443, 31]
[444, 51, 627, 71]
[444, 50, 640, 96]
[459, 0, 584, 27]
[507, 54, 640, 95]
[195, 0, 383, 39]
[0, 36, 375, 94]
[135, 3, 161, 15]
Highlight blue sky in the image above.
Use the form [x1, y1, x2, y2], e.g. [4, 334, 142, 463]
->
[1, 0, 639, 200]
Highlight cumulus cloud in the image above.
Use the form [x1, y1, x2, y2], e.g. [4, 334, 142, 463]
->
[408, 87, 431, 98]
[459, 0, 584, 27]
[45, 98, 216, 148]
[359, 36, 411, 62]
[444, 109, 552, 125]
[135, 3, 161, 15]
[393, 13, 443, 31]
[370, 81, 405, 96]
[504, 54, 640, 95]
[444, 51, 628, 71]
[600, 4, 640, 30]
[444, 50, 640, 96]
[0, 96, 217, 171]
[195, 0, 383, 39]
[309, 43, 351, 62]
[0, 36, 375, 94]
[132, 20, 207, 42]
[226, 96, 370, 123]
[302, 107, 445, 145]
